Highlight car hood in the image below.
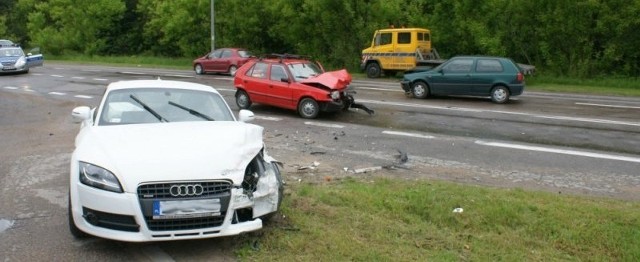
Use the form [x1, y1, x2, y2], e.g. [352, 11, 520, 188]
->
[300, 69, 352, 89]
[74, 121, 264, 192]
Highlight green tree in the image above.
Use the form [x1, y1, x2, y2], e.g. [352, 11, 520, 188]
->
[20, 0, 125, 55]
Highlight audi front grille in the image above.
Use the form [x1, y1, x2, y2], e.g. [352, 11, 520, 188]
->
[137, 181, 232, 231]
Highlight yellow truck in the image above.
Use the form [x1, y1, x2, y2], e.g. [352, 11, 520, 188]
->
[360, 27, 534, 78]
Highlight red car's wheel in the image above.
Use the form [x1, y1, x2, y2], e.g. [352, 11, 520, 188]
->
[194, 64, 204, 75]
[298, 98, 319, 119]
[235, 90, 252, 109]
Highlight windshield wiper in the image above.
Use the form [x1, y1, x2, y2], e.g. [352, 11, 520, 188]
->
[168, 101, 215, 121]
[129, 95, 169, 122]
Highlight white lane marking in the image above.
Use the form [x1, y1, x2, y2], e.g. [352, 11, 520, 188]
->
[214, 77, 233, 81]
[4, 86, 19, 90]
[48, 92, 66, 96]
[74, 95, 93, 99]
[382, 130, 435, 139]
[121, 71, 146, 75]
[304, 121, 345, 128]
[164, 74, 193, 78]
[216, 88, 235, 92]
[359, 99, 640, 127]
[527, 114, 640, 127]
[358, 86, 403, 92]
[93, 78, 108, 81]
[71, 76, 85, 79]
[475, 140, 640, 163]
[51, 75, 64, 78]
[255, 116, 282, 121]
[576, 102, 640, 110]
[32, 73, 43, 76]
[358, 99, 483, 112]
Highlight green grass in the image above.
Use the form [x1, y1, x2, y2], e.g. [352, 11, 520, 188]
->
[46, 54, 192, 70]
[237, 178, 640, 261]
[526, 75, 640, 97]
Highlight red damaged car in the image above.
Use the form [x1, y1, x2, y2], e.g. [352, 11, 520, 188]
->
[233, 54, 373, 118]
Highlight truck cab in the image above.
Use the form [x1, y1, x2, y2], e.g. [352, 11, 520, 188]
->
[361, 28, 437, 78]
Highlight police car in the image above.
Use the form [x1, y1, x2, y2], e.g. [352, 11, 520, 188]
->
[0, 43, 44, 74]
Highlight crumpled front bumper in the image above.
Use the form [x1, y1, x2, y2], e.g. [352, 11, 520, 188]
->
[400, 80, 412, 93]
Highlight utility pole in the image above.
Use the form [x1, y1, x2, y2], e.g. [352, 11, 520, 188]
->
[210, 0, 215, 52]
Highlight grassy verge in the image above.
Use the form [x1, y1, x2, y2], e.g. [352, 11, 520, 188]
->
[526, 75, 640, 97]
[46, 54, 192, 70]
[237, 178, 640, 261]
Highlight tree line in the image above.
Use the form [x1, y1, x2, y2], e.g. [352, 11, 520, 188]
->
[2, 0, 639, 78]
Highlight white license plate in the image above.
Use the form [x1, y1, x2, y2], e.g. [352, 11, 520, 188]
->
[2, 66, 16, 70]
[152, 199, 221, 220]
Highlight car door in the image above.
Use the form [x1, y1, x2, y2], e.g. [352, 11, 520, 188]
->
[429, 58, 474, 95]
[203, 49, 222, 72]
[215, 49, 233, 72]
[471, 58, 504, 95]
[373, 32, 394, 70]
[26, 47, 44, 67]
[265, 64, 295, 109]
[242, 62, 271, 104]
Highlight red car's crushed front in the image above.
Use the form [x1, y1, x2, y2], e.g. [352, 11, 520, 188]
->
[233, 55, 373, 118]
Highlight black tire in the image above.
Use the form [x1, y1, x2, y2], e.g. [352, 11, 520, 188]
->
[68, 192, 87, 239]
[194, 64, 204, 75]
[235, 90, 252, 109]
[228, 65, 238, 76]
[298, 98, 319, 119]
[411, 81, 430, 99]
[491, 86, 510, 104]
[366, 63, 381, 78]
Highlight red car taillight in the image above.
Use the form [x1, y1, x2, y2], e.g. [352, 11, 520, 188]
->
[516, 72, 524, 82]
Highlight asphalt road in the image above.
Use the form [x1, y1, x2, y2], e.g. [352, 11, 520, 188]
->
[1, 63, 639, 261]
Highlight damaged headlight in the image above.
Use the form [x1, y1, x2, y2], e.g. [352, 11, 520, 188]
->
[79, 162, 123, 193]
[242, 153, 266, 194]
[330, 90, 340, 100]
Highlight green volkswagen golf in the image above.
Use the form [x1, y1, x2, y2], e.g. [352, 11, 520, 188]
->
[401, 56, 525, 103]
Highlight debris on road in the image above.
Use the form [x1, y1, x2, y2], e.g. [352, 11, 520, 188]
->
[297, 161, 320, 170]
[354, 166, 382, 174]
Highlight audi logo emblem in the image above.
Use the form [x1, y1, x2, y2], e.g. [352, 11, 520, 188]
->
[169, 184, 204, 196]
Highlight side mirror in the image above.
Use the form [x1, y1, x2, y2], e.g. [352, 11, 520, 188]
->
[280, 77, 290, 83]
[71, 106, 91, 123]
[238, 109, 255, 122]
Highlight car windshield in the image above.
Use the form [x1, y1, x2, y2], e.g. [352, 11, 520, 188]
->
[98, 88, 234, 125]
[288, 62, 323, 82]
[238, 50, 252, 58]
[0, 48, 23, 57]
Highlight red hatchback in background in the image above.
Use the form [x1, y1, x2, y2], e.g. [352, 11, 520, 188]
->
[193, 48, 253, 76]
[233, 54, 373, 119]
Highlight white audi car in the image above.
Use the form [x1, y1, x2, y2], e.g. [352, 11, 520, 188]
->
[69, 79, 283, 242]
